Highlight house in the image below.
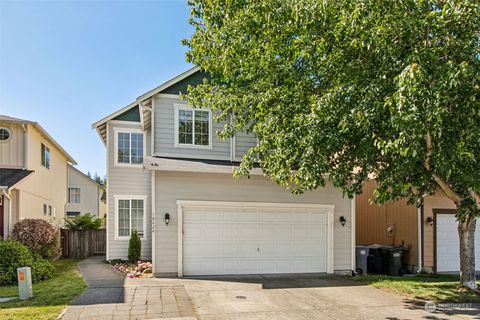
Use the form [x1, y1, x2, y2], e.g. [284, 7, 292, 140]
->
[356, 180, 480, 273]
[66, 164, 106, 218]
[0, 114, 76, 239]
[93, 67, 355, 277]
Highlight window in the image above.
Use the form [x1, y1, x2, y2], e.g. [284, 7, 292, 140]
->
[0, 128, 10, 141]
[48, 205, 52, 216]
[66, 211, 80, 217]
[41, 143, 50, 169]
[115, 130, 144, 165]
[175, 105, 211, 148]
[115, 196, 146, 239]
[68, 188, 81, 203]
[43, 204, 47, 215]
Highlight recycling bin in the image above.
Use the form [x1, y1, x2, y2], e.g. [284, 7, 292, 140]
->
[381, 247, 406, 276]
[355, 245, 371, 275]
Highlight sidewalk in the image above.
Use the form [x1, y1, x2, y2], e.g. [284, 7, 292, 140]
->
[61, 256, 196, 320]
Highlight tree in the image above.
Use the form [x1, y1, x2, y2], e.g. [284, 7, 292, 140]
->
[64, 213, 104, 230]
[184, 0, 480, 289]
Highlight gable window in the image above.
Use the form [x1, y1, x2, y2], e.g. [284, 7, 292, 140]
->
[175, 105, 211, 148]
[41, 143, 50, 169]
[0, 128, 10, 141]
[115, 195, 146, 239]
[115, 129, 144, 165]
[68, 188, 81, 203]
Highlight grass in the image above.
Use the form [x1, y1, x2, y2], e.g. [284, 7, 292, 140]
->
[353, 273, 480, 303]
[0, 259, 87, 320]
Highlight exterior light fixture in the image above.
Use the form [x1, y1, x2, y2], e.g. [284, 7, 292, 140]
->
[339, 216, 347, 227]
[426, 216, 434, 226]
[165, 213, 170, 225]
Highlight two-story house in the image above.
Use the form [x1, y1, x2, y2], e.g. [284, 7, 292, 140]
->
[66, 164, 106, 219]
[0, 114, 76, 239]
[93, 67, 355, 277]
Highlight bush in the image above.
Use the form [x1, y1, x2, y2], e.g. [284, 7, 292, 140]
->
[128, 230, 141, 263]
[64, 213, 104, 230]
[11, 219, 61, 260]
[0, 240, 54, 285]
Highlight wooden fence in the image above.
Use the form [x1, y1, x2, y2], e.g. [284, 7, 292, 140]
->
[61, 229, 106, 259]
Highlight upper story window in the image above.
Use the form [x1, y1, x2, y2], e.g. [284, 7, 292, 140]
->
[0, 128, 11, 141]
[68, 187, 81, 203]
[41, 143, 51, 169]
[115, 129, 144, 166]
[174, 105, 211, 148]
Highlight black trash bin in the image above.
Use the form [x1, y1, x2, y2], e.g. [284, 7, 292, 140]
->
[382, 246, 406, 276]
[366, 244, 385, 274]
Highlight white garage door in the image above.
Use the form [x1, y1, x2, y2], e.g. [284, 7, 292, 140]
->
[436, 214, 480, 272]
[179, 202, 334, 276]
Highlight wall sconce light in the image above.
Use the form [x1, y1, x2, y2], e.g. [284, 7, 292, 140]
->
[339, 216, 347, 227]
[164, 213, 170, 225]
[426, 216, 434, 226]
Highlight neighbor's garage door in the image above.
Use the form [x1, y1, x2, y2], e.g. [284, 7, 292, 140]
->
[436, 214, 480, 272]
[181, 202, 333, 276]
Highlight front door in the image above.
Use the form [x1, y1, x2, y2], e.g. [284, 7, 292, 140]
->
[0, 196, 4, 239]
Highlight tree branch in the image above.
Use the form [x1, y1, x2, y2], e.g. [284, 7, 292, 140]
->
[423, 132, 462, 204]
[470, 190, 480, 209]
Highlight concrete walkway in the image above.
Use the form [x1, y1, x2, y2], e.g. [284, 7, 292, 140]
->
[61, 256, 196, 320]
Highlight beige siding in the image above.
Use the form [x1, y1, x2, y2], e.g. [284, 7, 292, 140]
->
[423, 192, 456, 269]
[107, 121, 152, 260]
[154, 171, 352, 274]
[66, 166, 105, 217]
[153, 95, 231, 160]
[16, 124, 68, 227]
[0, 121, 25, 169]
[356, 181, 419, 268]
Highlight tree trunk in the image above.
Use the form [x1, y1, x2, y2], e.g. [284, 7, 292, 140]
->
[458, 217, 477, 290]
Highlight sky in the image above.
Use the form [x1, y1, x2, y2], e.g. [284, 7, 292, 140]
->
[0, 0, 193, 177]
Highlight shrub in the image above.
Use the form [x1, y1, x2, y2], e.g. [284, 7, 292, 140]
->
[11, 219, 61, 260]
[0, 240, 54, 285]
[64, 213, 104, 230]
[128, 230, 141, 263]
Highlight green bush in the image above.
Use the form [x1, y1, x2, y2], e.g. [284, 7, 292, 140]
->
[128, 230, 141, 263]
[64, 213, 104, 230]
[0, 240, 54, 285]
[11, 219, 62, 260]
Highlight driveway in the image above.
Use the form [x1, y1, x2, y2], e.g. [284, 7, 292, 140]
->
[63, 256, 478, 320]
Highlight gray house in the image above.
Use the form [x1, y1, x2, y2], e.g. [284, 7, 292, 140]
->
[93, 67, 355, 277]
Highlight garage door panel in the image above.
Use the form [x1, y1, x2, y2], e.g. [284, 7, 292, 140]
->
[183, 204, 331, 276]
[436, 214, 480, 272]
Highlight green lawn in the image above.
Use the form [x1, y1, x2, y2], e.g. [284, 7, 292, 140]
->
[0, 259, 87, 320]
[353, 274, 480, 303]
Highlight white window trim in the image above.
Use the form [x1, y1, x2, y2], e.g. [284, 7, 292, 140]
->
[0, 127, 11, 142]
[41, 143, 51, 169]
[174, 104, 213, 149]
[113, 127, 145, 167]
[113, 195, 147, 241]
[68, 187, 81, 204]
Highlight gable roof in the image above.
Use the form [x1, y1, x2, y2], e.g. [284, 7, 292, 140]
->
[92, 67, 202, 143]
[0, 169, 34, 189]
[0, 114, 77, 164]
[68, 164, 106, 190]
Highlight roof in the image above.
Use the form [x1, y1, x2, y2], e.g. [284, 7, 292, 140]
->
[92, 66, 201, 143]
[68, 164, 106, 190]
[0, 114, 77, 164]
[0, 169, 34, 189]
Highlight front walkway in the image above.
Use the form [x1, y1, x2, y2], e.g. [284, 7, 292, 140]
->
[61, 256, 196, 320]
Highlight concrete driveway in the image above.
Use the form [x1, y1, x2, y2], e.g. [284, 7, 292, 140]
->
[129, 274, 478, 320]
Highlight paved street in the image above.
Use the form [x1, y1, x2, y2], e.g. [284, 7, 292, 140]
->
[62, 256, 479, 320]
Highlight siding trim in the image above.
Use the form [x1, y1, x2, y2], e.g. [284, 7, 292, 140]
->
[176, 200, 335, 277]
[106, 121, 110, 260]
[351, 195, 356, 271]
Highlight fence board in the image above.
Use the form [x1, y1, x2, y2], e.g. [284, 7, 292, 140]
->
[61, 229, 106, 259]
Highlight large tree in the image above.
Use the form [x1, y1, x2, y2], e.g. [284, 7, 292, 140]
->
[184, 0, 480, 289]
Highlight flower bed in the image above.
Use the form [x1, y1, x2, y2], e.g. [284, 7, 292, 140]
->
[109, 260, 153, 278]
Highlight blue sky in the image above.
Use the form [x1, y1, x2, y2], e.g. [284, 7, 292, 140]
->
[0, 0, 193, 177]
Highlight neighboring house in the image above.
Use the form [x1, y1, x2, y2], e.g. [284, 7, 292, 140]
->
[0, 114, 76, 239]
[66, 164, 106, 218]
[93, 67, 355, 277]
[356, 180, 480, 273]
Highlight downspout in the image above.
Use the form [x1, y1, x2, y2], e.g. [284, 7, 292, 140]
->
[2, 189, 12, 238]
[22, 124, 28, 169]
[143, 102, 155, 271]
[417, 207, 423, 272]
